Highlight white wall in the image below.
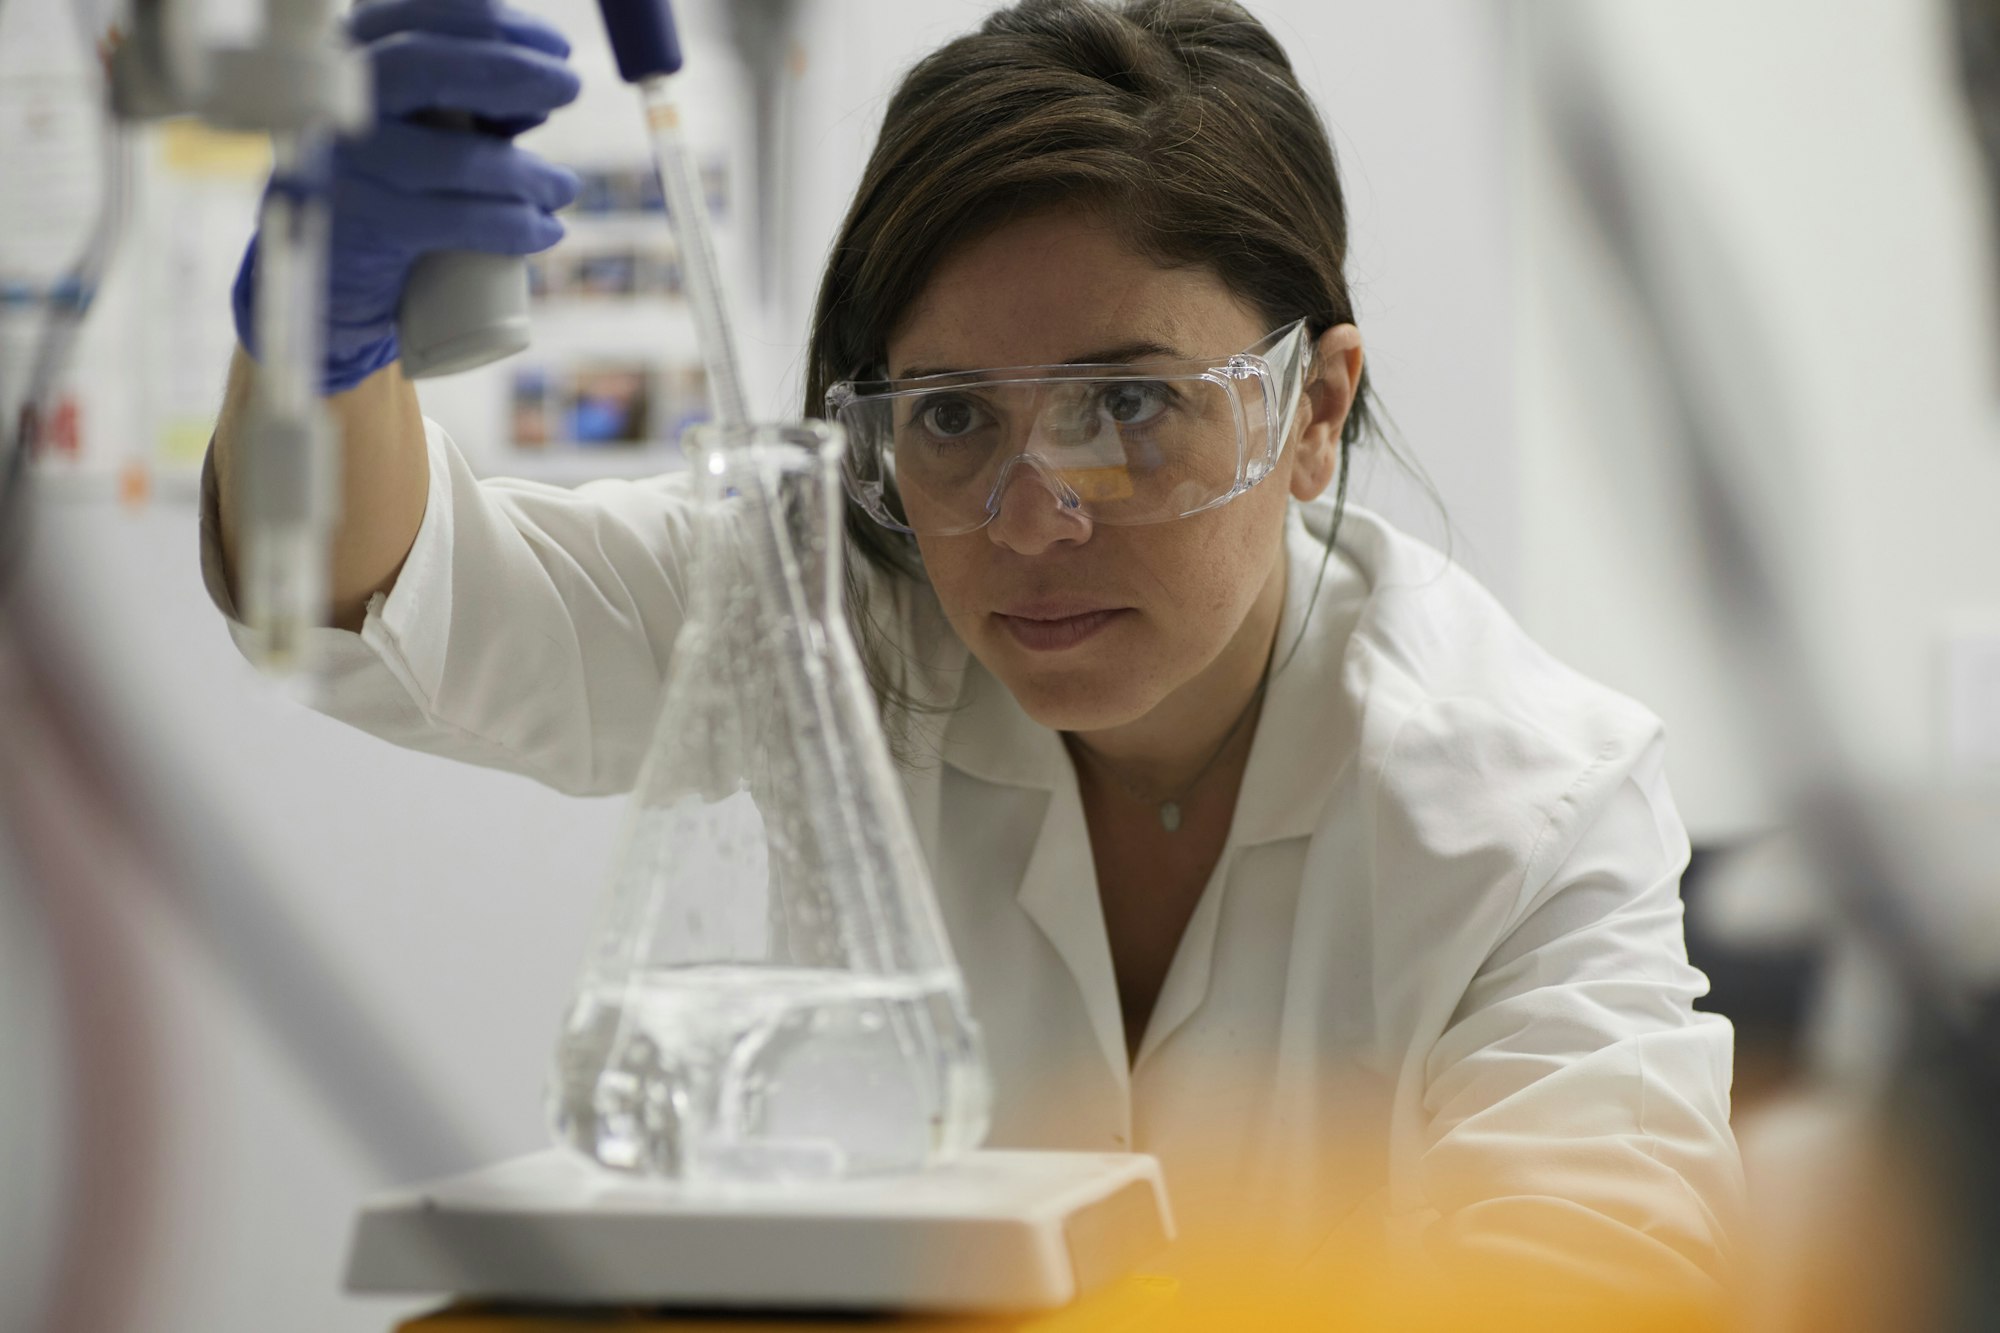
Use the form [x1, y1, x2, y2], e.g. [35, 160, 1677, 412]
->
[1512, 0, 2000, 840]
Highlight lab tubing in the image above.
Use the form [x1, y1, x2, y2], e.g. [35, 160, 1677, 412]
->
[239, 132, 338, 673]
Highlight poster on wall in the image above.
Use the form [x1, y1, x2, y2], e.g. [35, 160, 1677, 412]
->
[0, 0, 127, 495]
[508, 358, 709, 455]
[479, 152, 730, 478]
[145, 121, 268, 487]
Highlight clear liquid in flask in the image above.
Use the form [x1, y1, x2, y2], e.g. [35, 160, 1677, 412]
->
[551, 964, 981, 1182]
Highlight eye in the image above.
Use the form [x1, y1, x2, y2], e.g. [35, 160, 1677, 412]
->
[917, 394, 988, 439]
[1096, 382, 1171, 427]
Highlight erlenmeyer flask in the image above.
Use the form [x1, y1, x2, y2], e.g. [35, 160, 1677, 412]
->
[548, 420, 991, 1183]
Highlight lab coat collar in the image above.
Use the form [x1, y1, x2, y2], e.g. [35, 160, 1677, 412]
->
[1227, 501, 1366, 848]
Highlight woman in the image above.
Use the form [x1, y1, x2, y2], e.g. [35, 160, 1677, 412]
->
[205, 0, 1741, 1301]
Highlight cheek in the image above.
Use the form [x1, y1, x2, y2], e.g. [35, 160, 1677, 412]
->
[908, 487, 1286, 668]
[909, 537, 981, 627]
[912, 536, 1000, 648]
[1148, 490, 1288, 634]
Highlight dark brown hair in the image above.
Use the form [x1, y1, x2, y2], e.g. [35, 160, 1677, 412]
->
[805, 0, 1375, 718]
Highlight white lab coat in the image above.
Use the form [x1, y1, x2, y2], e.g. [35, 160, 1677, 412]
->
[200, 423, 1742, 1292]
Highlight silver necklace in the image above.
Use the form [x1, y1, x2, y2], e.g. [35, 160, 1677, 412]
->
[1068, 667, 1273, 832]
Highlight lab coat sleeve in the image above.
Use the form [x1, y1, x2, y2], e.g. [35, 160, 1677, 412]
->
[198, 419, 696, 795]
[1411, 722, 1744, 1299]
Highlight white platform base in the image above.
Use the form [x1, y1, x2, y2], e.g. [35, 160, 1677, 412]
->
[344, 1149, 1173, 1313]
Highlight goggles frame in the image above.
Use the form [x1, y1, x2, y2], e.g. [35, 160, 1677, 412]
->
[825, 319, 1313, 537]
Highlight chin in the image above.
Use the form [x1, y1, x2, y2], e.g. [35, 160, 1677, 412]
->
[984, 653, 1162, 733]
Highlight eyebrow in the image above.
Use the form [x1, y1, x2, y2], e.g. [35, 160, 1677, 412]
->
[892, 339, 1186, 381]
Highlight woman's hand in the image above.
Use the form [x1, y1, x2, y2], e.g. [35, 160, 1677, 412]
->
[229, 0, 583, 393]
[217, 1, 584, 626]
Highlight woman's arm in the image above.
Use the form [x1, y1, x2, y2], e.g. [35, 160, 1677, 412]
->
[212, 0, 579, 628]
[1413, 734, 1743, 1301]
[199, 406, 703, 797]
[211, 349, 429, 632]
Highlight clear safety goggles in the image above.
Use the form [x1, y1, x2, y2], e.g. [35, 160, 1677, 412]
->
[825, 320, 1312, 537]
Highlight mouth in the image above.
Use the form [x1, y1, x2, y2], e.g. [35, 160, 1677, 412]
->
[992, 605, 1131, 652]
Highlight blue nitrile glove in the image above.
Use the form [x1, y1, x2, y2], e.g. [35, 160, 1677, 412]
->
[232, 0, 583, 394]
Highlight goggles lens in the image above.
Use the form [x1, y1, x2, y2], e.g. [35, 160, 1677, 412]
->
[831, 321, 1309, 537]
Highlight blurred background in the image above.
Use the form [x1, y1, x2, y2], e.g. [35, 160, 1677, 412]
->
[1, 0, 1997, 1329]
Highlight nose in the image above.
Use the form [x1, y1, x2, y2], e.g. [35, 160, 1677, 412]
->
[985, 455, 1093, 555]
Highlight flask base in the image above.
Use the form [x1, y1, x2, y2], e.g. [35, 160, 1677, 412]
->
[344, 1147, 1173, 1313]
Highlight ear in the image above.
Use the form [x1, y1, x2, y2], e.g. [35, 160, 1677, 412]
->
[1288, 323, 1365, 503]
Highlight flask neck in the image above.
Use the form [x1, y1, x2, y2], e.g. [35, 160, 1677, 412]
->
[696, 433, 844, 629]
[769, 462, 840, 627]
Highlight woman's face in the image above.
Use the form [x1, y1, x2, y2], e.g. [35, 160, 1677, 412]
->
[884, 206, 1352, 734]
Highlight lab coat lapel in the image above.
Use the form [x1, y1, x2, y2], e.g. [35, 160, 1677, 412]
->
[1013, 765, 1132, 1102]
[1131, 845, 1234, 1071]
[940, 660, 1133, 1104]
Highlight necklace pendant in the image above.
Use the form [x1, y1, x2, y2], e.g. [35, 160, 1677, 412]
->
[1159, 801, 1182, 833]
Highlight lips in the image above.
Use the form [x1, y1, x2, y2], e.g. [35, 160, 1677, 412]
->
[993, 605, 1130, 651]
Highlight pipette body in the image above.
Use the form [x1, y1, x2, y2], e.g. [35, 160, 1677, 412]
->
[642, 75, 749, 428]
[594, 0, 749, 428]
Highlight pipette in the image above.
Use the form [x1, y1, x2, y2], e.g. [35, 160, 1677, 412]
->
[595, 0, 750, 428]
[237, 132, 336, 673]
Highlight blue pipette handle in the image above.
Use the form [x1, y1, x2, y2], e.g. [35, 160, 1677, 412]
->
[595, 0, 684, 82]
